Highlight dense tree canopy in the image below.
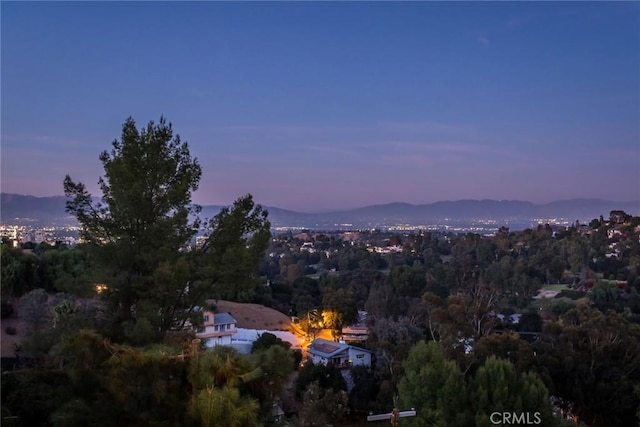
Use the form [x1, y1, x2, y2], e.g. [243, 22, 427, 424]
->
[398, 340, 470, 426]
[533, 303, 640, 427]
[399, 341, 560, 427]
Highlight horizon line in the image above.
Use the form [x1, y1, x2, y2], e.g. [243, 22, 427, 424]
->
[2, 192, 639, 215]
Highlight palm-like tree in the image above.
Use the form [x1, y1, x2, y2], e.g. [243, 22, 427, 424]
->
[190, 385, 259, 427]
[188, 346, 261, 426]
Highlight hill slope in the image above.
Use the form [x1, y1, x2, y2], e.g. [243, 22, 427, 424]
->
[211, 300, 292, 331]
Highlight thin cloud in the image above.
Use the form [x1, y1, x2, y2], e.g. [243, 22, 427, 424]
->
[395, 140, 489, 154]
[505, 17, 531, 29]
[2, 134, 53, 143]
[375, 120, 476, 136]
[476, 34, 491, 46]
[2, 133, 101, 151]
[301, 144, 361, 157]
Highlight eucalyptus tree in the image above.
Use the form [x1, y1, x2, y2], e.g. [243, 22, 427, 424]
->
[534, 303, 640, 426]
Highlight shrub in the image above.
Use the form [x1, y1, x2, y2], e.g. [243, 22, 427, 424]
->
[556, 289, 586, 300]
[251, 332, 291, 353]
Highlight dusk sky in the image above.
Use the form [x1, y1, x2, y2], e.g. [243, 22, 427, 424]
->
[2, 2, 639, 212]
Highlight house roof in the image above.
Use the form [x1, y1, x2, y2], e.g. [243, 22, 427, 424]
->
[309, 339, 349, 358]
[214, 312, 236, 325]
[308, 338, 372, 358]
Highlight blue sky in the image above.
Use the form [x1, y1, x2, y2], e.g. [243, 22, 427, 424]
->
[2, 2, 639, 211]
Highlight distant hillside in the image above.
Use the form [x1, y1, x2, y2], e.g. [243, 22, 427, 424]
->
[341, 199, 640, 224]
[1, 193, 638, 230]
[0, 193, 75, 225]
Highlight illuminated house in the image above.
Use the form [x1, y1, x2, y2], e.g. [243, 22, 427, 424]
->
[308, 338, 371, 368]
[196, 311, 237, 348]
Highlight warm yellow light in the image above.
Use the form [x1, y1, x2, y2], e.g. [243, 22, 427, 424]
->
[95, 284, 108, 294]
[322, 310, 337, 328]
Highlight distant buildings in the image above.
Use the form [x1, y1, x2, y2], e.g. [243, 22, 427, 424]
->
[0, 224, 79, 247]
[368, 244, 403, 254]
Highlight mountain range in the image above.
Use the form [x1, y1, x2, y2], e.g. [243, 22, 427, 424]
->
[1, 193, 639, 231]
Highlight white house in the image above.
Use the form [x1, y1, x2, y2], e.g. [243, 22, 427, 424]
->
[196, 312, 238, 348]
[308, 338, 372, 368]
